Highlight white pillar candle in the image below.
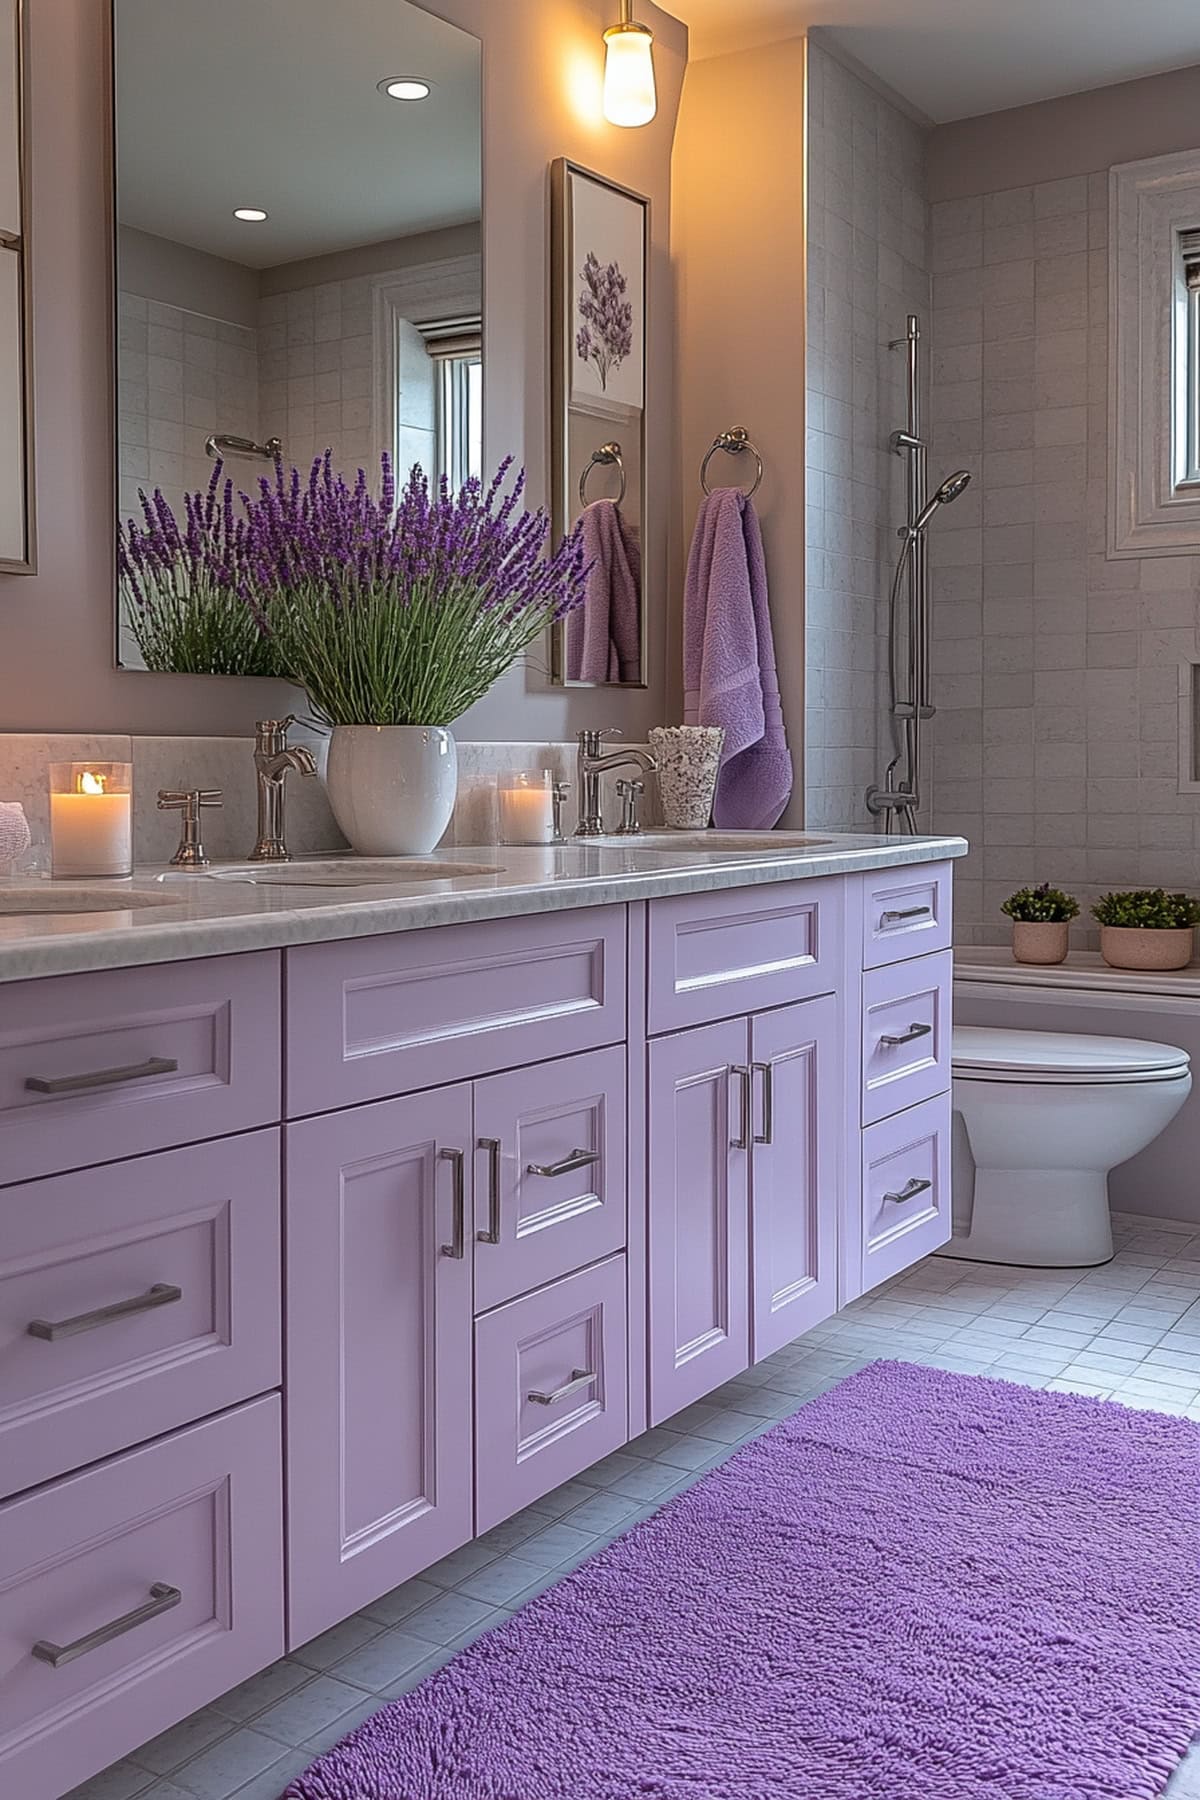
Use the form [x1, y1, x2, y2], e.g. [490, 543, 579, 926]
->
[497, 771, 556, 846]
[49, 764, 133, 878]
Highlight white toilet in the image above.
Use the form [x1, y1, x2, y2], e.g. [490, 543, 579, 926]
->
[945, 1025, 1192, 1267]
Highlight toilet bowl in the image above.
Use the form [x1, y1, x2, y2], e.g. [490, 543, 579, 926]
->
[944, 1025, 1192, 1267]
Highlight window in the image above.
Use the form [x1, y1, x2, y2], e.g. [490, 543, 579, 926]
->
[1110, 151, 1200, 556]
[1184, 229, 1200, 486]
[421, 319, 483, 492]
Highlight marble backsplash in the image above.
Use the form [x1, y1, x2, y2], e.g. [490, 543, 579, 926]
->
[0, 733, 662, 866]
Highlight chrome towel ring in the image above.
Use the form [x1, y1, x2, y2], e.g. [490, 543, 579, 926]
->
[701, 426, 764, 497]
[579, 441, 627, 506]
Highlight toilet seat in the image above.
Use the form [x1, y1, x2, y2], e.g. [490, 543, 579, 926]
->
[953, 1024, 1191, 1087]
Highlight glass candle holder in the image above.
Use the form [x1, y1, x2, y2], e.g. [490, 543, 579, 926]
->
[497, 769, 556, 846]
[49, 762, 133, 877]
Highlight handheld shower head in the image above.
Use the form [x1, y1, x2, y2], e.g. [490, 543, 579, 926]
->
[905, 469, 972, 537]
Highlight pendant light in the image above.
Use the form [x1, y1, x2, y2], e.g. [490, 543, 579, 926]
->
[603, 0, 657, 128]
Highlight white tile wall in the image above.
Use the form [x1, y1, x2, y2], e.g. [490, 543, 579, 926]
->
[929, 172, 1200, 944]
[805, 44, 931, 832]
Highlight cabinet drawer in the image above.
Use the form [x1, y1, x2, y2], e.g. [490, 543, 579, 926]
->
[475, 1256, 628, 1534]
[862, 863, 952, 969]
[286, 908, 627, 1116]
[0, 1132, 280, 1498]
[647, 878, 842, 1035]
[861, 1095, 951, 1289]
[0, 1395, 284, 1800]
[861, 951, 952, 1127]
[0, 952, 282, 1187]
[474, 1046, 627, 1312]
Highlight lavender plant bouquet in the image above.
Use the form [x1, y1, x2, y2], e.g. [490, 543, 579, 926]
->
[247, 453, 586, 727]
[118, 465, 280, 677]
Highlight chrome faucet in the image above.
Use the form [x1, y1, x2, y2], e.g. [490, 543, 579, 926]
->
[249, 717, 317, 862]
[575, 729, 657, 837]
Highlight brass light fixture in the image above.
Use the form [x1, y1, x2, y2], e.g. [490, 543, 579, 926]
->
[603, 0, 657, 128]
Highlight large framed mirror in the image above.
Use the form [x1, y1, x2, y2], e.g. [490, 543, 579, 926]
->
[112, 0, 481, 674]
[549, 159, 649, 689]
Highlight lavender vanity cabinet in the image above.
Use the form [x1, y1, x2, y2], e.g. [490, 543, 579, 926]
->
[285, 1085, 475, 1648]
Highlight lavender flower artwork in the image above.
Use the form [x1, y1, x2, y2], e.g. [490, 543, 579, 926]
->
[246, 453, 588, 727]
[118, 462, 281, 676]
[575, 251, 634, 393]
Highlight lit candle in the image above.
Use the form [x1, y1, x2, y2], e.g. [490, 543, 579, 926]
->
[50, 763, 133, 878]
[497, 771, 556, 846]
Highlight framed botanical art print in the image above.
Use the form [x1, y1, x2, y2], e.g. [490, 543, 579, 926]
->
[550, 159, 650, 688]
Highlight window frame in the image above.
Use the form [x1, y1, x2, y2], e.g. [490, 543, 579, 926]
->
[1110, 151, 1200, 556]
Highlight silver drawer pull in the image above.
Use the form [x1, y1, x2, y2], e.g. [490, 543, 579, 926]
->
[730, 1065, 752, 1151]
[880, 1022, 933, 1049]
[526, 1148, 601, 1179]
[24, 1056, 179, 1096]
[477, 1137, 502, 1246]
[880, 905, 931, 926]
[883, 1177, 933, 1206]
[32, 1582, 181, 1668]
[27, 1282, 183, 1342]
[439, 1148, 466, 1260]
[527, 1368, 596, 1407]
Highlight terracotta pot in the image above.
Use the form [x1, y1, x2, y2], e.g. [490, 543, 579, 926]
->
[1099, 925, 1196, 972]
[1011, 920, 1070, 965]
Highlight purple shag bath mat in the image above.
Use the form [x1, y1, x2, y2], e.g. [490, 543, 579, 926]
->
[285, 1361, 1200, 1800]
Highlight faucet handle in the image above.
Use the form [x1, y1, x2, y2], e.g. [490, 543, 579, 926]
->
[614, 778, 645, 837]
[157, 789, 222, 869]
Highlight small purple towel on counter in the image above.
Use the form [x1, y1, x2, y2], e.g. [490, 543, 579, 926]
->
[565, 500, 642, 684]
[683, 488, 792, 829]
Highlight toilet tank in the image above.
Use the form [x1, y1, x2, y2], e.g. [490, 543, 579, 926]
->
[954, 949, 1200, 1229]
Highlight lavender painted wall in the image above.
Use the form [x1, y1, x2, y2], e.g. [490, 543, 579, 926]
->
[0, 0, 685, 739]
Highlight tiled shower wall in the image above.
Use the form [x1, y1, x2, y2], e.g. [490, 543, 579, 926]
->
[928, 174, 1200, 945]
[804, 42, 931, 831]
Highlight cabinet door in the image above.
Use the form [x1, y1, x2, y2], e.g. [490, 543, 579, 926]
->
[285, 1086, 473, 1648]
[750, 995, 840, 1361]
[473, 1046, 627, 1312]
[648, 1019, 749, 1425]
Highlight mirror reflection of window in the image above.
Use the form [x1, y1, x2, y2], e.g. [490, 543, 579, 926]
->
[112, 0, 481, 674]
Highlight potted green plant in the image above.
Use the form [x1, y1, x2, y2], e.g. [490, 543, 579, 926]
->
[1091, 890, 1200, 971]
[249, 454, 586, 855]
[1001, 883, 1080, 965]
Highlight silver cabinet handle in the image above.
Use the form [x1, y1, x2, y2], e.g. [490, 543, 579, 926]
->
[527, 1368, 596, 1407]
[730, 1065, 752, 1151]
[752, 1061, 774, 1146]
[439, 1148, 465, 1259]
[880, 905, 931, 926]
[526, 1148, 601, 1179]
[32, 1582, 181, 1668]
[879, 1022, 933, 1049]
[25, 1055, 179, 1096]
[477, 1137, 501, 1245]
[27, 1282, 183, 1342]
[883, 1177, 933, 1205]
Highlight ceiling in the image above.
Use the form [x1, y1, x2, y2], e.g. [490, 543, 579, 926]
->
[675, 0, 1200, 123]
[116, 0, 481, 269]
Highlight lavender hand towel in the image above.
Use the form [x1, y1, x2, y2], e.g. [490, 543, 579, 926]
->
[683, 488, 792, 828]
[566, 500, 642, 684]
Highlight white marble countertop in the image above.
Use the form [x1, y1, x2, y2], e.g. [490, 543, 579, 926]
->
[0, 831, 967, 983]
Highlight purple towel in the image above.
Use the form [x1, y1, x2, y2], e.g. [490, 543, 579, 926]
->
[566, 500, 642, 684]
[683, 489, 792, 829]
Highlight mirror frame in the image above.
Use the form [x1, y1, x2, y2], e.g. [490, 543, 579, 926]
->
[548, 157, 650, 689]
[0, 0, 36, 575]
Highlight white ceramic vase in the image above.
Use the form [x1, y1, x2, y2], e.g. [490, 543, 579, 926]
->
[324, 725, 458, 856]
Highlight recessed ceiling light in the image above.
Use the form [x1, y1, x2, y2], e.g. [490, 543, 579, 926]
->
[379, 77, 432, 101]
[233, 207, 269, 222]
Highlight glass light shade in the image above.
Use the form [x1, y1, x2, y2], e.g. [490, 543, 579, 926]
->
[603, 22, 657, 128]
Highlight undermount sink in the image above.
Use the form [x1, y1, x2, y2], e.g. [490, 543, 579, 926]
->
[0, 885, 181, 916]
[200, 858, 504, 888]
[619, 832, 834, 854]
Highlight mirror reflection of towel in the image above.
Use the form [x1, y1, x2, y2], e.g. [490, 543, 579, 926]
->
[566, 499, 642, 684]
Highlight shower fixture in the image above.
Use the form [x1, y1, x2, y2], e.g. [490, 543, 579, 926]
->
[866, 314, 972, 836]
